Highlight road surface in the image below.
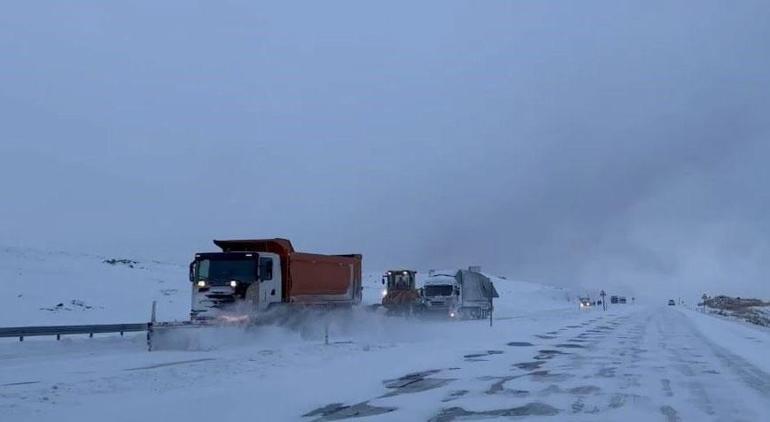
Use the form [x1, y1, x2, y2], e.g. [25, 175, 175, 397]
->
[2, 306, 769, 421]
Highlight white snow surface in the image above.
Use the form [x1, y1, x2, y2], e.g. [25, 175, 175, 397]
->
[2, 247, 770, 421]
[0, 246, 188, 325]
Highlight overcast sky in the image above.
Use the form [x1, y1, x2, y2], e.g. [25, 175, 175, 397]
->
[1, 1, 769, 300]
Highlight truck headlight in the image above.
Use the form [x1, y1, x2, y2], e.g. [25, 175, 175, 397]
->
[197, 280, 207, 288]
[230, 280, 238, 288]
[381, 289, 388, 297]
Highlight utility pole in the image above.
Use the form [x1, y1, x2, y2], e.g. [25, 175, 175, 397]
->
[600, 290, 607, 311]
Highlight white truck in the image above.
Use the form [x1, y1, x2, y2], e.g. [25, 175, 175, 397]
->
[420, 268, 499, 319]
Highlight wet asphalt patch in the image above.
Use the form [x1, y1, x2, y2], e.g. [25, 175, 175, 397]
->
[529, 370, 574, 382]
[382, 369, 455, 397]
[303, 402, 396, 421]
[555, 343, 586, 349]
[463, 350, 504, 361]
[441, 390, 468, 402]
[568, 385, 602, 395]
[306, 369, 457, 419]
[513, 361, 546, 371]
[507, 341, 534, 347]
[535, 349, 570, 360]
[535, 334, 557, 340]
[484, 375, 530, 395]
[429, 402, 559, 421]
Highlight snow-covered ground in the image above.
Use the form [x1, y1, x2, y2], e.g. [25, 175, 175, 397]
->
[0, 246, 188, 325]
[2, 247, 770, 421]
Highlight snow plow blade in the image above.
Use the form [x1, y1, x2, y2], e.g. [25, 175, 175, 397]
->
[148, 320, 257, 351]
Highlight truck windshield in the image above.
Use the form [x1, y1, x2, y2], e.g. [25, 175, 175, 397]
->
[424, 285, 453, 297]
[197, 259, 256, 282]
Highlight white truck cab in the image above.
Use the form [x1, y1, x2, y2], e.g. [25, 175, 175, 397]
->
[189, 251, 283, 321]
[422, 274, 460, 314]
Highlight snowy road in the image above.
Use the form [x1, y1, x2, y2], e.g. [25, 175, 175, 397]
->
[2, 306, 770, 421]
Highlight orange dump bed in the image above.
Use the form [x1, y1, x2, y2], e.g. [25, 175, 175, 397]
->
[213, 238, 362, 305]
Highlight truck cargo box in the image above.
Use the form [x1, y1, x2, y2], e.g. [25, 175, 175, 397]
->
[289, 253, 362, 304]
[212, 238, 362, 306]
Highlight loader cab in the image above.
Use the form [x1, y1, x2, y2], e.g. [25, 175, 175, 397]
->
[382, 270, 417, 291]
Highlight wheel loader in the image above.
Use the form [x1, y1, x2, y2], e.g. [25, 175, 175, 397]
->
[380, 270, 421, 315]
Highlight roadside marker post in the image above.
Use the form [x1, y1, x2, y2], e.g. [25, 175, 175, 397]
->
[600, 290, 607, 311]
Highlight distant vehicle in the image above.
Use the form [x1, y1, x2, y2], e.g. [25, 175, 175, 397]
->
[579, 297, 592, 308]
[610, 295, 619, 304]
[668, 299, 676, 306]
[619, 296, 627, 304]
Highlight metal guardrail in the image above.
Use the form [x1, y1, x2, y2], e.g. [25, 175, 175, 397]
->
[0, 323, 150, 341]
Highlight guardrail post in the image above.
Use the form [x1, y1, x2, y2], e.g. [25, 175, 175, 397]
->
[57, 334, 61, 341]
[147, 301, 157, 352]
[19, 336, 23, 342]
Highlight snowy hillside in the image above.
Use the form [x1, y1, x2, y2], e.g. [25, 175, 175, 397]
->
[0, 246, 188, 326]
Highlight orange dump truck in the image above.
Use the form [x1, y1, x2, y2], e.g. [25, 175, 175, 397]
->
[189, 238, 362, 321]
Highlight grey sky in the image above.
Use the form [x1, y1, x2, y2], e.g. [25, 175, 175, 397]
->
[1, 1, 769, 300]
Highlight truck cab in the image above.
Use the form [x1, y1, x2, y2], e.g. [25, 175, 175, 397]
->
[421, 274, 460, 314]
[189, 251, 282, 321]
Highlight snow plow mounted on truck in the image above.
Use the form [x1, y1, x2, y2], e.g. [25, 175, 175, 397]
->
[190, 238, 362, 322]
[149, 239, 362, 349]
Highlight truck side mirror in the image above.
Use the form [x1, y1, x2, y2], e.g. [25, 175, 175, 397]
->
[188, 262, 195, 282]
[381, 276, 386, 285]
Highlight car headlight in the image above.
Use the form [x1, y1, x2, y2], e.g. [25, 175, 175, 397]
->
[197, 280, 207, 288]
[230, 280, 238, 288]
